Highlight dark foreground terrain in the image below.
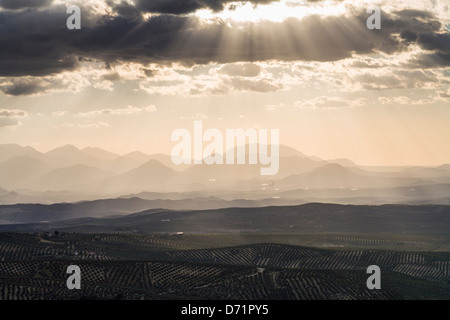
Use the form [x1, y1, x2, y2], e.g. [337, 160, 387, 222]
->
[0, 232, 449, 300]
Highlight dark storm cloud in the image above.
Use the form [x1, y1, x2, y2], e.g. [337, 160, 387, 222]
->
[106, 0, 280, 18]
[143, 69, 157, 77]
[1, 80, 46, 96]
[417, 33, 450, 54]
[0, 0, 52, 10]
[0, 78, 54, 96]
[0, 56, 79, 77]
[133, 0, 277, 15]
[63, 13, 382, 64]
[403, 33, 450, 68]
[407, 53, 450, 68]
[219, 63, 262, 77]
[393, 9, 436, 19]
[101, 72, 122, 81]
[0, 4, 449, 81]
[372, 9, 450, 68]
[0, 5, 82, 76]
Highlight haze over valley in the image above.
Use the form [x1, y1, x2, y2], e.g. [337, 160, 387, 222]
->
[1, 143, 450, 210]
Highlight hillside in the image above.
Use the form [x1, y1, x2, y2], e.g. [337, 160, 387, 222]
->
[1, 203, 450, 235]
[0, 233, 449, 300]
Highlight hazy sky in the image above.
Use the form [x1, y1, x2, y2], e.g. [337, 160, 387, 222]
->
[0, 0, 449, 166]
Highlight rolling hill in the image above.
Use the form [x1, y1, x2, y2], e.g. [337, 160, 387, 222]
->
[1, 203, 450, 234]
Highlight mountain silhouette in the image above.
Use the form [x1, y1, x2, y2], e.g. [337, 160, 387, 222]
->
[34, 164, 112, 191]
[0, 156, 52, 189]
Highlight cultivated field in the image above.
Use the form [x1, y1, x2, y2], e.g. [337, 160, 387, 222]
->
[0, 232, 449, 300]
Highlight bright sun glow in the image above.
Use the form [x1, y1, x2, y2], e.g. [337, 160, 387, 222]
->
[194, 0, 347, 23]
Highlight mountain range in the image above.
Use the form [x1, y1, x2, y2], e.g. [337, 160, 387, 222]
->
[1, 143, 450, 204]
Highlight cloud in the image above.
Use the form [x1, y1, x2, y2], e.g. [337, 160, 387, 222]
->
[0, 5, 448, 78]
[0, 5, 87, 77]
[393, 9, 436, 20]
[0, 6, 447, 76]
[231, 78, 280, 92]
[0, 108, 27, 128]
[378, 96, 436, 105]
[77, 121, 110, 129]
[137, 63, 283, 96]
[353, 73, 404, 90]
[0, 0, 52, 10]
[0, 73, 91, 96]
[417, 33, 450, 55]
[341, 68, 442, 91]
[100, 72, 122, 82]
[52, 111, 68, 117]
[132, 0, 277, 15]
[112, 0, 332, 16]
[295, 96, 368, 109]
[349, 59, 384, 69]
[52, 105, 157, 118]
[0, 109, 28, 117]
[142, 69, 157, 77]
[132, 53, 448, 96]
[0, 79, 50, 96]
[51, 121, 110, 129]
[79, 105, 157, 116]
[219, 63, 261, 77]
[406, 53, 450, 69]
[0, 117, 19, 127]
[438, 88, 450, 100]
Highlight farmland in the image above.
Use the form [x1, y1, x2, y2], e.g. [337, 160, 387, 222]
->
[0, 232, 449, 300]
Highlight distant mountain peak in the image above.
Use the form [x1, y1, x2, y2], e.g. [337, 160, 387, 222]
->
[0, 143, 35, 150]
[320, 163, 347, 170]
[123, 151, 151, 161]
[223, 143, 307, 158]
[140, 159, 171, 169]
[307, 162, 365, 177]
[328, 158, 357, 167]
[0, 144, 43, 163]
[126, 151, 149, 156]
[82, 146, 98, 151]
[50, 144, 79, 151]
[81, 146, 119, 161]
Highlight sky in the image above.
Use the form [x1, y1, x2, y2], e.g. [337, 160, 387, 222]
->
[0, 0, 449, 166]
